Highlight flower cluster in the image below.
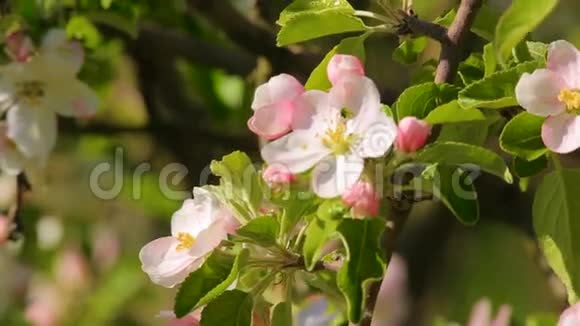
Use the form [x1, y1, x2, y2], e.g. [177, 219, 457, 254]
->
[0, 29, 98, 174]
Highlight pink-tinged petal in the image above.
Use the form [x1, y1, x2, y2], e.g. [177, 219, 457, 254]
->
[328, 76, 380, 116]
[352, 110, 398, 158]
[467, 298, 492, 326]
[46, 79, 99, 118]
[559, 303, 580, 326]
[290, 90, 326, 130]
[172, 188, 221, 237]
[5, 31, 35, 63]
[247, 102, 294, 139]
[491, 305, 512, 326]
[395, 117, 431, 153]
[547, 40, 580, 88]
[7, 103, 57, 159]
[370, 254, 409, 326]
[311, 155, 364, 198]
[342, 180, 380, 217]
[189, 221, 229, 258]
[262, 164, 296, 186]
[251, 74, 304, 110]
[515, 70, 565, 117]
[0, 216, 11, 245]
[542, 113, 580, 153]
[139, 236, 198, 288]
[261, 129, 331, 173]
[327, 54, 365, 86]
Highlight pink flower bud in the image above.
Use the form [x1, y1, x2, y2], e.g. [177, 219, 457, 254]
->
[395, 117, 431, 153]
[0, 215, 11, 244]
[341, 180, 380, 218]
[5, 31, 35, 62]
[262, 164, 296, 189]
[327, 54, 365, 86]
[559, 303, 580, 326]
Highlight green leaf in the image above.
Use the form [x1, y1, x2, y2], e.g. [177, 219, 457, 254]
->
[174, 250, 248, 317]
[499, 112, 547, 161]
[337, 218, 386, 323]
[210, 151, 262, 220]
[305, 35, 367, 91]
[422, 165, 479, 225]
[303, 215, 340, 271]
[87, 11, 138, 38]
[513, 156, 548, 178]
[100, 0, 113, 9]
[526, 41, 548, 63]
[483, 43, 497, 77]
[393, 37, 428, 65]
[271, 302, 292, 326]
[66, 15, 102, 49]
[424, 100, 485, 125]
[458, 61, 541, 110]
[533, 168, 580, 304]
[415, 141, 513, 183]
[494, 0, 558, 63]
[278, 0, 355, 25]
[277, 13, 366, 46]
[200, 290, 253, 326]
[458, 54, 485, 86]
[435, 5, 501, 41]
[395, 83, 458, 120]
[437, 110, 502, 146]
[234, 217, 280, 247]
[525, 313, 559, 326]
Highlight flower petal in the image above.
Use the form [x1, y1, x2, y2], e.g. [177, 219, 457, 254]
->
[171, 188, 221, 237]
[189, 221, 229, 258]
[515, 69, 565, 117]
[541, 113, 580, 153]
[7, 104, 57, 159]
[139, 236, 198, 288]
[311, 155, 364, 198]
[46, 79, 99, 118]
[352, 109, 397, 158]
[41, 29, 84, 76]
[328, 76, 380, 116]
[247, 101, 293, 139]
[327, 54, 365, 86]
[261, 129, 331, 174]
[547, 40, 580, 88]
[290, 90, 326, 130]
[251, 74, 303, 110]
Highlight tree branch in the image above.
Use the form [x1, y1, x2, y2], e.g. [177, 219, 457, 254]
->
[8, 173, 30, 240]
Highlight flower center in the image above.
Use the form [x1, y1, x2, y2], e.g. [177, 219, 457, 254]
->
[322, 120, 354, 155]
[16, 81, 45, 106]
[558, 89, 580, 114]
[175, 232, 195, 251]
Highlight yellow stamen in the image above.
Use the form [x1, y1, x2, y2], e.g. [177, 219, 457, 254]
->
[558, 89, 580, 113]
[322, 120, 354, 155]
[16, 81, 45, 107]
[175, 232, 195, 251]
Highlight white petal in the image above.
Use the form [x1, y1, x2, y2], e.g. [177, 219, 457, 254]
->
[515, 70, 565, 117]
[547, 40, 580, 89]
[171, 188, 221, 237]
[541, 113, 580, 154]
[46, 79, 99, 118]
[41, 29, 84, 76]
[261, 128, 331, 174]
[291, 90, 327, 130]
[351, 109, 397, 158]
[7, 104, 57, 158]
[139, 236, 198, 288]
[311, 155, 364, 198]
[328, 76, 380, 116]
[189, 221, 229, 258]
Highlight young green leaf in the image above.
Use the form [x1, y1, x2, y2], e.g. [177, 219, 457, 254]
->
[200, 290, 253, 326]
[277, 0, 356, 25]
[415, 142, 513, 183]
[525, 313, 559, 326]
[337, 218, 386, 323]
[494, 0, 557, 64]
[393, 37, 428, 65]
[234, 217, 280, 247]
[305, 35, 367, 91]
[174, 250, 248, 317]
[437, 111, 503, 146]
[423, 165, 479, 225]
[499, 112, 547, 161]
[458, 54, 485, 86]
[277, 13, 366, 46]
[533, 168, 580, 304]
[66, 16, 102, 49]
[424, 100, 485, 125]
[303, 215, 340, 271]
[513, 156, 547, 178]
[482, 43, 497, 77]
[271, 302, 293, 326]
[395, 83, 458, 120]
[458, 61, 541, 110]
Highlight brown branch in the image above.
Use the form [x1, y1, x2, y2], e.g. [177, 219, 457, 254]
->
[8, 173, 30, 240]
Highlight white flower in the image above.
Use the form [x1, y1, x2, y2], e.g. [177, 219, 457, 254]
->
[261, 76, 397, 198]
[0, 122, 25, 175]
[0, 29, 98, 159]
[139, 188, 239, 288]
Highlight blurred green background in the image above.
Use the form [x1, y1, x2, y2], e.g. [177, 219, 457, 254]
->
[0, 0, 578, 325]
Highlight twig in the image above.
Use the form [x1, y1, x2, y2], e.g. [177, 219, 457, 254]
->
[8, 172, 31, 240]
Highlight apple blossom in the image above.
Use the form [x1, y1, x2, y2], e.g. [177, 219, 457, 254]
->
[139, 187, 239, 288]
[515, 40, 580, 153]
[5, 31, 35, 63]
[342, 180, 380, 217]
[0, 28, 98, 159]
[559, 303, 580, 326]
[247, 74, 308, 139]
[327, 54, 365, 86]
[467, 298, 512, 326]
[0, 122, 25, 175]
[262, 164, 296, 189]
[395, 116, 431, 153]
[261, 75, 397, 198]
